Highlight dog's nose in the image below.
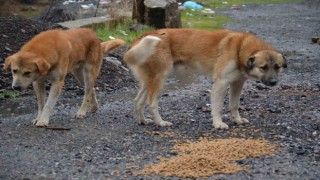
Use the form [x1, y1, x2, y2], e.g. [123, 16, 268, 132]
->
[12, 86, 22, 91]
[269, 80, 277, 86]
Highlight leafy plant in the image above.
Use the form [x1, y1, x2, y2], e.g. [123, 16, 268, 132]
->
[94, 19, 155, 44]
[0, 91, 20, 99]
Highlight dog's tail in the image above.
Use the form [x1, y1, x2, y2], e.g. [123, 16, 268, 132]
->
[101, 39, 126, 54]
[124, 35, 161, 65]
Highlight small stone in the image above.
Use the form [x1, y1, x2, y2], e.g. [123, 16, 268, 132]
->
[201, 106, 211, 112]
[281, 84, 292, 90]
[268, 105, 280, 113]
[5, 47, 12, 52]
[168, 151, 178, 156]
[312, 131, 317, 137]
[295, 149, 306, 155]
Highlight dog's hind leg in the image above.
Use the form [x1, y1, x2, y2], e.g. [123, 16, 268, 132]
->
[72, 66, 98, 114]
[134, 84, 153, 125]
[73, 43, 102, 119]
[229, 79, 249, 125]
[211, 80, 229, 130]
[146, 76, 173, 127]
[73, 64, 97, 119]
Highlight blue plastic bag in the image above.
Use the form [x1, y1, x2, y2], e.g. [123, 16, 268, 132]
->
[183, 1, 204, 10]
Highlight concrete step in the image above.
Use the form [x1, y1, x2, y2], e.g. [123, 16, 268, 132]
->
[58, 16, 115, 28]
[58, 11, 131, 28]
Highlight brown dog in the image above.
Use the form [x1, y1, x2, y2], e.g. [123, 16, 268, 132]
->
[124, 28, 287, 129]
[3, 28, 125, 127]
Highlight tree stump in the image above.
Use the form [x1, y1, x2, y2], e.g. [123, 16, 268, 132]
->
[132, 0, 181, 29]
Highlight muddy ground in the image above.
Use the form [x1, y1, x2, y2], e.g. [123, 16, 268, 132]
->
[0, 0, 320, 179]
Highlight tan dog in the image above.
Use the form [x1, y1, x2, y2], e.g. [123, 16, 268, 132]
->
[124, 29, 287, 129]
[3, 28, 125, 127]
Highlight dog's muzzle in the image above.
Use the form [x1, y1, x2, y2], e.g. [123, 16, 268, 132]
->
[262, 79, 277, 87]
[12, 86, 22, 91]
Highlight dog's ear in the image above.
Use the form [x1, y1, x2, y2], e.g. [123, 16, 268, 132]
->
[282, 55, 287, 68]
[35, 59, 51, 75]
[3, 56, 14, 71]
[246, 56, 255, 70]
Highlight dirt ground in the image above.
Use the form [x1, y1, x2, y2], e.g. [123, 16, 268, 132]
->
[0, 0, 320, 179]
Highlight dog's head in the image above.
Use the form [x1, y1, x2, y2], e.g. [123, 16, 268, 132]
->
[245, 50, 287, 86]
[2, 52, 50, 90]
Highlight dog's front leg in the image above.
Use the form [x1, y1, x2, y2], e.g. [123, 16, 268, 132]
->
[33, 80, 64, 127]
[229, 79, 249, 125]
[32, 78, 46, 125]
[211, 80, 229, 129]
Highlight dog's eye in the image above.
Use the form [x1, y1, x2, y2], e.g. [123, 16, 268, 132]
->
[12, 69, 18, 74]
[260, 65, 268, 70]
[274, 64, 280, 70]
[23, 71, 31, 76]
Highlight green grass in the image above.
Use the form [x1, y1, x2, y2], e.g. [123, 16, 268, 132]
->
[203, 0, 302, 9]
[181, 0, 301, 30]
[94, 0, 301, 40]
[181, 8, 231, 30]
[94, 19, 155, 44]
[0, 91, 20, 99]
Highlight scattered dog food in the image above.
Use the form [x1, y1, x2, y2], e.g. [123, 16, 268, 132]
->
[138, 138, 278, 178]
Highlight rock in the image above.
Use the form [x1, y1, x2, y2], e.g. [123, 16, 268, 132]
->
[201, 106, 211, 112]
[4, 47, 12, 52]
[281, 84, 292, 90]
[312, 131, 317, 137]
[295, 149, 306, 155]
[106, 57, 122, 66]
[256, 84, 270, 90]
[311, 37, 320, 45]
[129, 23, 150, 31]
[268, 105, 281, 113]
[132, 0, 181, 29]
[35, 4, 76, 23]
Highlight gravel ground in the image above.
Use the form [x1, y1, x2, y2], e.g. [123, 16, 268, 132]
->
[1, 0, 320, 179]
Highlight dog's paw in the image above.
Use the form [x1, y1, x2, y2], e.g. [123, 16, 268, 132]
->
[139, 118, 154, 125]
[32, 119, 48, 127]
[90, 105, 99, 113]
[213, 121, 229, 130]
[155, 120, 173, 127]
[73, 112, 86, 119]
[32, 119, 38, 125]
[233, 118, 250, 125]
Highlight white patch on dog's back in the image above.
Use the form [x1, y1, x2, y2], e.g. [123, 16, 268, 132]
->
[129, 35, 161, 64]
